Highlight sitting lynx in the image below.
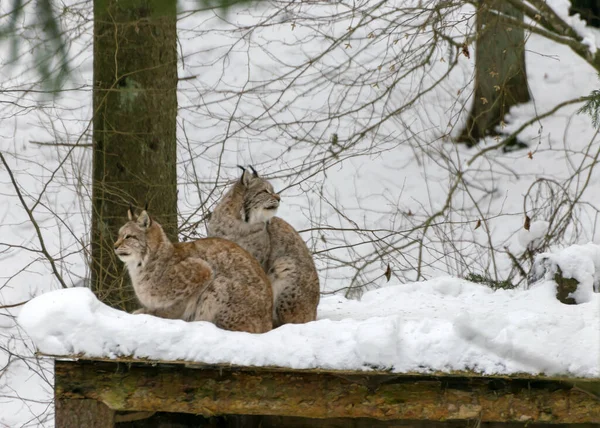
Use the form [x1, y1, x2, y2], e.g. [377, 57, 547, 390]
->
[208, 167, 320, 327]
[114, 208, 272, 333]
[207, 167, 273, 269]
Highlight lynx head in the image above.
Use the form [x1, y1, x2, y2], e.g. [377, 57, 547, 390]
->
[114, 208, 164, 265]
[239, 166, 280, 224]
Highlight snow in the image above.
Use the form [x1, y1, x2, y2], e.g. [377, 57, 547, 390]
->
[517, 220, 549, 251]
[530, 243, 600, 303]
[548, 0, 599, 55]
[18, 274, 600, 377]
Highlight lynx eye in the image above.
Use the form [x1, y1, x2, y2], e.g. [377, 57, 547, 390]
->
[124, 234, 137, 240]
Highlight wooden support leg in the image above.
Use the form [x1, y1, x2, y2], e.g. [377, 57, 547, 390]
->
[56, 399, 115, 428]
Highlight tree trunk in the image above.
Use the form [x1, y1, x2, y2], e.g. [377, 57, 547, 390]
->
[91, 0, 178, 311]
[458, 0, 531, 146]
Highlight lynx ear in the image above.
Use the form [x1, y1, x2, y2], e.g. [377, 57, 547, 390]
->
[127, 204, 136, 221]
[249, 165, 259, 177]
[137, 210, 152, 228]
[240, 168, 253, 187]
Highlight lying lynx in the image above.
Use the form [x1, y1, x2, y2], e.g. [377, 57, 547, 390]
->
[208, 167, 320, 327]
[114, 208, 272, 333]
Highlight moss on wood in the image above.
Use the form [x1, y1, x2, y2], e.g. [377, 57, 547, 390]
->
[55, 360, 600, 424]
[554, 266, 579, 304]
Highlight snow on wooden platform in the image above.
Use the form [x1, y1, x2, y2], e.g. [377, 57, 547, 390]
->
[18, 276, 599, 378]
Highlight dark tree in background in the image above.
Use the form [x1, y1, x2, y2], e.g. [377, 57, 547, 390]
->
[91, 0, 178, 311]
[459, 0, 531, 146]
[570, 0, 600, 28]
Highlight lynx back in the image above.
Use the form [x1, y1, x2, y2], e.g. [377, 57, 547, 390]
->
[266, 216, 320, 327]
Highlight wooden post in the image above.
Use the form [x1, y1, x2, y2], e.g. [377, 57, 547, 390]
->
[56, 398, 115, 428]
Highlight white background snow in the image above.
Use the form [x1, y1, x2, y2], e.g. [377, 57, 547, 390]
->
[1, 0, 600, 426]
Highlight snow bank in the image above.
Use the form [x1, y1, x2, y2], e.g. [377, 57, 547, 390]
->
[548, 0, 598, 54]
[18, 277, 599, 377]
[529, 243, 600, 303]
[517, 220, 549, 251]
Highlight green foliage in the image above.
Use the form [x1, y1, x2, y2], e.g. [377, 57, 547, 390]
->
[464, 273, 517, 290]
[0, 0, 21, 64]
[0, 0, 69, 92]
[0, 0, 258, 94]
[578, 85, 600, 129]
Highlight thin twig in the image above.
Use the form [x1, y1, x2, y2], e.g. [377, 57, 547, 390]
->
[0, 153, 69, 289]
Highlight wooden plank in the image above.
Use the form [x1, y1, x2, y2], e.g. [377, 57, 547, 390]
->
[44, 353, 598, 383]
[56, 398, 115, 428]
[55, 360, 600, 424]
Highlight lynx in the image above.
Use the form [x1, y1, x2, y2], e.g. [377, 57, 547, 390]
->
[208, 167, 320, 327]
[207, 166, 276, 269]
[114, 208, 272, 333]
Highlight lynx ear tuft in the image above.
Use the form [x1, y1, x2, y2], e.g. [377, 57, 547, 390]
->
[137, 210, 152, 228]
[238, 165, 247, 184]
[249, 165, 259, 177]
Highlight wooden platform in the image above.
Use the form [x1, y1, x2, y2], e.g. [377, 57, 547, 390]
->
[54, 357, 600, 427]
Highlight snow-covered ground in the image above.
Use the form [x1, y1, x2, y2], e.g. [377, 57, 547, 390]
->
[18, 275, 600, 377]
[2, 0, 600, 426]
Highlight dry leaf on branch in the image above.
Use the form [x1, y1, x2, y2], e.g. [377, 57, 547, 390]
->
[461, 43, 470, 59]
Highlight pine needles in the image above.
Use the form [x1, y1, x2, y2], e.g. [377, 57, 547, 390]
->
[579, 75, 600, 129]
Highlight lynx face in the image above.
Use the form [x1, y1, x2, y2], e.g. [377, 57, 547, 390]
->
[243, 173, 281, 224]
[114, 210, 151, 265]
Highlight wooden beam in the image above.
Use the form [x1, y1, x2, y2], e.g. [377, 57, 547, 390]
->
[43, 353, 597, 382]
[55, 360, 600, 424]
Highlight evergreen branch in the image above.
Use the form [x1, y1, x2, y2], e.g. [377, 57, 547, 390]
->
[578, 83, 600, 129]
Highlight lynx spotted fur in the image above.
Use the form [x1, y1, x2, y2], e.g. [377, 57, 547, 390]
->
[208, 167, 320, 327]
[114, 208, 272, 333]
